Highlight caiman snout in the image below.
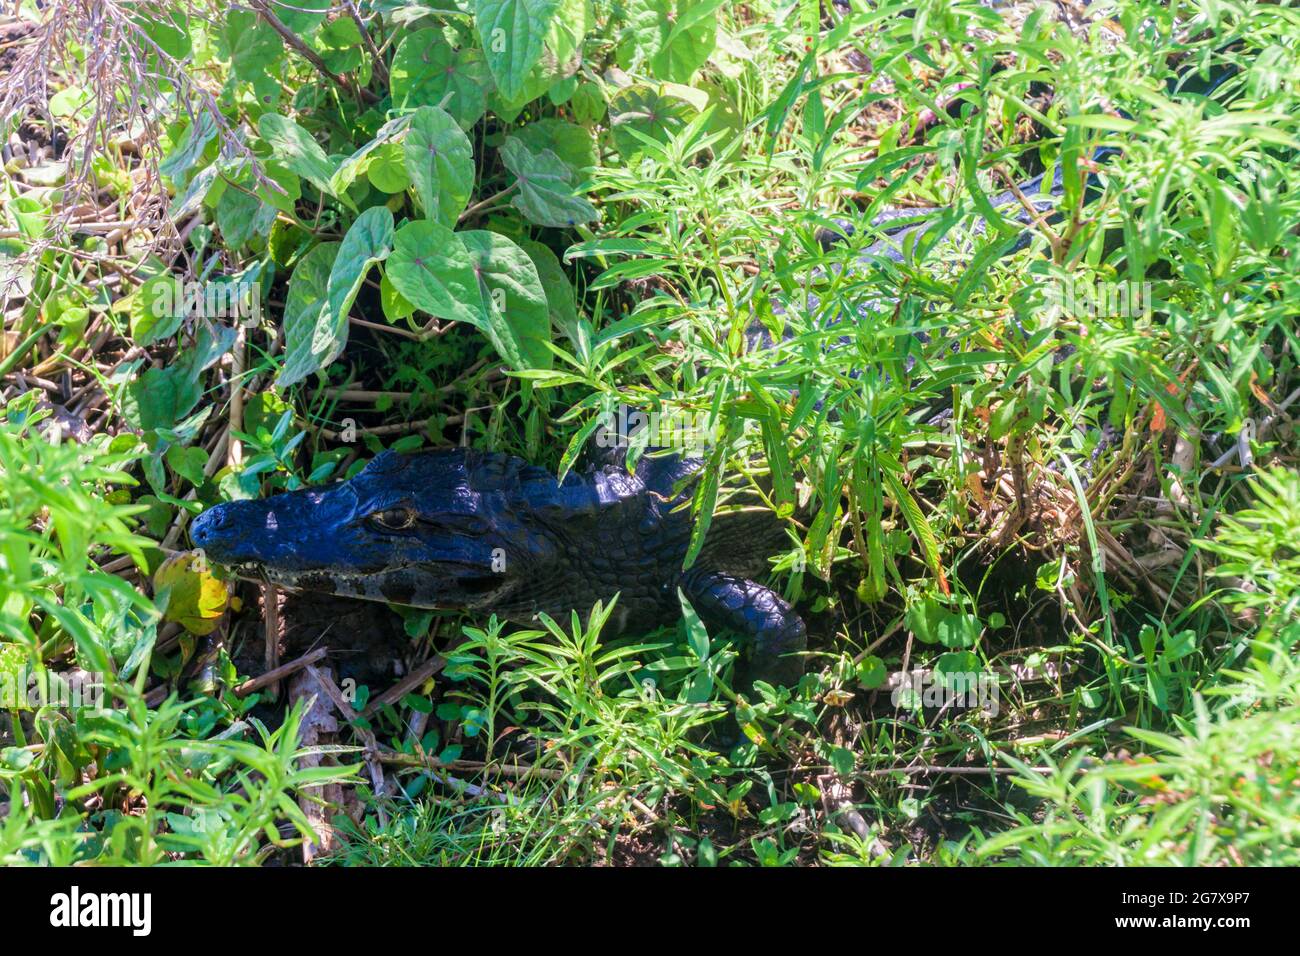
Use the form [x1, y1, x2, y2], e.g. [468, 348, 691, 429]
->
[189, 503, 235, 548]
[188, 491, 349, 573]
[189, 498, 282, 568]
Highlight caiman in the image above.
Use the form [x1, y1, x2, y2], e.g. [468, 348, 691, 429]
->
[191, 444, 805, 688]
[189, 59, 1238, 690]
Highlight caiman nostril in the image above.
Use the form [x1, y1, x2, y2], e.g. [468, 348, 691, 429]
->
[190, 506, 229, 548]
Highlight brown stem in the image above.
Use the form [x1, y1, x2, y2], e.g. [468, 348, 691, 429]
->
[250, 1, 377, 104]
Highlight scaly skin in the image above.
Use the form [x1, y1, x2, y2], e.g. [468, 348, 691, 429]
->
[190, 447, 804, 688]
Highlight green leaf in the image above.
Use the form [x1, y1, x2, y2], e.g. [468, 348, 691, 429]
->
[169, 163, 218, 218]
[880, 458, 947, 594]
[165, 444, 209, 486]
[500, 138, 597, 228]
[278, 241, 340, 387]
[619, 0, 719, 83]
[935, 651, 982, 690]
[281, 208, 394, 388]
[316, 15, 364, 75]
[123, 363, 203, 435]
[460, 230, 553, 370]
[386, 221, 482, 328]
[367, 143, 410, 193]
[0, 644, 29, 712]
[608, 84, 696, 158]
[380, 271, 417, 322]
[517, 238, 580, 343]
[258, 113, 339, 202]
[130, 275, 185, 347]
[391, 29, 490, 128]
[255, 160, 302, 213]
[216, 178, 273, 249]
[330, 113, 415, 196]
[224, 10, 283, 83]
[676, 588, 711, 660]
[906, 598, 981, 649]
[160, 111, 216, 184]
[332, 207, 395, 319]
[405, 106, 475, 227]
[277, 0, 329, 34]
[856, 655, 887, 689]
[827, 745, 855, 776]
[473, 0, 560, 101]
[135, 8, 192, 61]
[511, 118, 597, 173]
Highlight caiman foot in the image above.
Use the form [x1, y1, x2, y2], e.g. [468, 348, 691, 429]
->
[681, 570, 807, 693]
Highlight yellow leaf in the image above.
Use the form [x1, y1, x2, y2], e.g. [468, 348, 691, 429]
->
[153, 551, 229, 636]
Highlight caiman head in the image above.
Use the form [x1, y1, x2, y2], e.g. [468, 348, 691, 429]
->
[189, 448, 569, 611]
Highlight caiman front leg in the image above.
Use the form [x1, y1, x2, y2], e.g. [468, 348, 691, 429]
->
[680, 570, 807, 692]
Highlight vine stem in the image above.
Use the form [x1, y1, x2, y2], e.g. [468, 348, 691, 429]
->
[458, 183, 519, 224]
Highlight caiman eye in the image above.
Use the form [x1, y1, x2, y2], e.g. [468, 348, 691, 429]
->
[369, 507, 416, 531]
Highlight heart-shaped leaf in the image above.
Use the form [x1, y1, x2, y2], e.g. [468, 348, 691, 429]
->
[258, 113, 340, 202]
[386, 221, 482, 328]
[473, 0, 560, 102]
[405, 106, 475, 226]
[618, 0, 719, 83]
[278, 241, 340, 387]
[391, 29, 490, 128]
[461, 229, 552, 369]
[500, 137, 597, 227]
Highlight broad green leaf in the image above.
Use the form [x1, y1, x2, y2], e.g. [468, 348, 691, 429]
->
[130, 275, 185, 347]
[906, 598, 981, 649]
[386, 221, 482, 328]
[168, 163, 218, 218]
[135, 8, 192, 61]
[619, 0, 719, 83]
[278, 241, 340, 387]
[160, 111, 216, 184]
[486, 0, 590, 113]
[280, 208, 395, 388]
[165, 444, 209, 486]
[330, 113, 415, 195]
[461, 229, 552, 370]
[123, 362, 203, 434]
[570, 80, 605, 123]
[935, 652, 983, 692]
[216, 178, 274, 249]
[255, 160, 302, 213]
[500, 137, 597, 228]
[405, 106, 475, 226]
[608, 84, 696, 158]
[517, 237, 580, 343]
[277, 0, 329, 34]
[224, 10, 283, 83]
[473, 0, 560, 101]
[329, 206, 395, 332]
[856, 655, 887, 689]
[367, 143, 411, 193]
[380, 271, 417, 322]
[511, 118, 597, 173]
[258, 113, 339, 201]
[391, 29, 491, 128]
[317, 15, 364, 75]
